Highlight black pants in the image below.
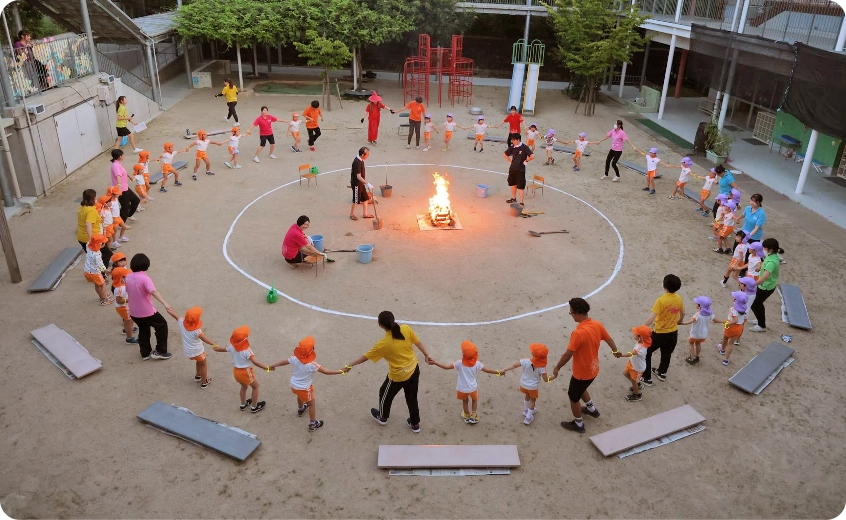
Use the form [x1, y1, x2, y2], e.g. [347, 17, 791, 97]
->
[119, 189, 140, 222]
[226, 101, 238, 123]
[377, 365, 420, 425]
[407, 120, 421, 146]
[604, 149, 623, 177]
[751, 286, 775, 329]
[644, 330, 678, 379]
[307, 127, 322, 146]
[79, 240, 112, 266]
[131, 312, 168, 358]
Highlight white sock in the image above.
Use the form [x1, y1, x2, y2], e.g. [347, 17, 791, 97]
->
[523, 400, 529, 412]
[526, 408, 534, 418]
[585, 400, 596, 412]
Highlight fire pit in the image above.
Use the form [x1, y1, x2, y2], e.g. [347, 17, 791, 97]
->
[417, 172, 463, 230]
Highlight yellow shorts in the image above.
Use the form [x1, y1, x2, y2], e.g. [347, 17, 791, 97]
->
[647, 170, 656, 179]
[519, 386, 539, 400]
[688, 337, 705, 344]
[444, 131, 453, 140]
[233, 366, 255, 386]
[162, 164, 176, 174]
[135, 185, 147, 197]
[456, 390, 478, 400]
[292, 385, 314, 403]
[196, 151, 208, 161]
[113, 216, 125, 227]
[84, 272, 105, 285]
[291, 131, 300, 139]
[190, 351, 207, 362]
[115, 306, 129, 320]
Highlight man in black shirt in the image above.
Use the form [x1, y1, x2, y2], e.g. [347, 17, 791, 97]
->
[503, 136, 534, 207]
[350, 147, 373, 220]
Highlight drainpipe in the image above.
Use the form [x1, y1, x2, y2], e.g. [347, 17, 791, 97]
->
[835, 14, 846, 51]
[657, 34, 677, 119]
[795, 130, 818, 194]
[80, 0, 99, 74]
[145, 41, 160, 104]
[0, 37, 15, 108]
[0, 118, 22, 204]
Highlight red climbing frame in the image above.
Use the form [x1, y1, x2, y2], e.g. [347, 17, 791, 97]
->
[403, 34, 431, 105]
[449, 35, 474, 107]
[403, 33, 474, 107]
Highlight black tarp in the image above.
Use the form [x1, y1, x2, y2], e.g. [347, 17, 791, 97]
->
[782, 43, 846, 140]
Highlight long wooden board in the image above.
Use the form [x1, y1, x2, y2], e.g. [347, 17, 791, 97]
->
[378, 445, 520, 469]
[729, 342, 795, 394]
[27, 247, 82, 292]
[30, 324, 102, 378]
[780, 283, 812, 330]
[149, 161, 188, 184]
[589, 405, 705, 457]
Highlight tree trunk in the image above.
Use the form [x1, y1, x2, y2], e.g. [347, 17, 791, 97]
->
[236, 43, 244, 92]
[352, 47, 358, 91]
[324, 66, 331, 111]
[586, 76, 597, 116]
[574, 84, 585, 114]
[252, 44, 259, 77]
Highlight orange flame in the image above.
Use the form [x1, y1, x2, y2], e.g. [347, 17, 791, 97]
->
[428, 172, 452, 224]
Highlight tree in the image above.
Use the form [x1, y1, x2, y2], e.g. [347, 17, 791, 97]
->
[414, 0, 476, 47]
[294, 31, 353, 110]
[545, 0, 647, 115]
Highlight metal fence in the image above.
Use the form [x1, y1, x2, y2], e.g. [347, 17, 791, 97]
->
[2, 33, 94, 99]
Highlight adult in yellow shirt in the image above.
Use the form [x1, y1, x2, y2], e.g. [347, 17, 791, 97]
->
[641, 274, 684, 385]
[215, 78, 239, 125]
[76, 188, 111, 265]
[113, 95, 142, 152]
[344, 311, 434, 433]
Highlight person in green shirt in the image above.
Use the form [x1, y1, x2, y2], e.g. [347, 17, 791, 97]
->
[749, 238, 780, 332]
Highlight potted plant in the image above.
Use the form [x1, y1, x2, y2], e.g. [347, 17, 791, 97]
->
[704, 121, 732, 165]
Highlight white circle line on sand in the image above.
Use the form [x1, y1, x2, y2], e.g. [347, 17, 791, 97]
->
[222, 163, 624, 326]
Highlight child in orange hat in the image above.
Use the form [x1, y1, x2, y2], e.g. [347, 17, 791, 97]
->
[155, 142, 182, 192]
[167, 306, 218, 388]
[185, 130, 224, 180]
[212, 326, 273, 412]
[499, 343, 555, 425]
[83, 233, 114, 305]
[107, 186, 130, 243]
[96, 194, 117, 251]
[224, 126, 243, 169]
[137, 150, 153, 200]
[109, 252, 137, 344]
[615, 326, 651, 402]
[288, 113, 302, 153]
[132, 163, 149, 209]
[429, 340, 502, 424]
[270, 336, 347, 432]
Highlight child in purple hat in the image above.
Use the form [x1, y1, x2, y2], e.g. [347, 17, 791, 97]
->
[635, 146, 672, 195]
[422, 114, 438, 152]
[710, 193, 730, 242]
[713, 291, 748, 366]
[714, 200, 737, 253]
[734, 276, 758, 345]
[680, 295, 713, 364]
[668, 157, 694, 200]
[561, 132, 597, 171]
[696, 168, 718, 216]
[745, 241, 764, 287]
[721, 230, 748, 286]
[731, 187, 742, 205]
[442, 113, 466, 152]
[526, 123, 540, 152]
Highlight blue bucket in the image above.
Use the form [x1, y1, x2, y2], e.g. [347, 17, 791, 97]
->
[476, 184, 489, 198]
[311, 235, 324, 252]
[356, 244, 374, 264]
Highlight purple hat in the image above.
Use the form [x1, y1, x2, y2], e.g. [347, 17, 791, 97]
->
[731, 291, 748, 313]
[547, 129, 555, 136]
[738, 277, 757, 295]
[530, 122, 538, 128]
[726, 200, 737, 211]
[579, 132, 586, 138]
[693, 295, 712, 317]
[447, 113, 453, 118]
[424, 113, 431, 119]
[681, 157, 693, 167]
[477, 116, 484, 121]
[649, 147, 658, 154]
[749, 241, 764, 256]
[717, 193, 729, 202]
[731, 187, 742, 203]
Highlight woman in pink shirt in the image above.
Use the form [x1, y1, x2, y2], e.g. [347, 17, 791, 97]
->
[126, 253, 173, 360]
[596, 119, 637, 181]
[282, 215, 325, 266]
[110, 149, 140, 223]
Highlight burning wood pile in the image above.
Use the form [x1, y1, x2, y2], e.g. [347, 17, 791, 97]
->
[428, 172, 454, 227]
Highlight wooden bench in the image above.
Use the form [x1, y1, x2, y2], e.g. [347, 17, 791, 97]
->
[149, 161, 188, 184]
[589, 405, 705, 457]
[377, 445, 520, 468]
[27, 247, 83, 292]
[729, 342, 794, 394]
[618, 159, 663, 178]
[779, 283, 812, 330]
[30, 324, 102, 379]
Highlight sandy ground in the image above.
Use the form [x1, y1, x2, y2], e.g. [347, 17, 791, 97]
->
[1, 77, 845, 519]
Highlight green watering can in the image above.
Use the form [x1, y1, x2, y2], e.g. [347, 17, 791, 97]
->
[266, 280, 279, 304]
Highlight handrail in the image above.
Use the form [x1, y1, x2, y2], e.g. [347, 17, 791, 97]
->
[2, 33, 94, 100]
[96, 50, 153, 97]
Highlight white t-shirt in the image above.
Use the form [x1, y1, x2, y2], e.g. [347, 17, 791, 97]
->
[227, 345, 253, 368]
[702, 176, 717, 191]
[714, 206, 727, 223]
[83, 249, 104, 274]
[134, 174, 145, 187]
[162, 151, 176, 164]
[110, 200, 120, 218]
[289, 120, 301, 133]
[196, 139, 210, 152]
[629, 342, 647, 373]
[444, 121, 457, 131]
[288, 356, 320, 390]
[732, 243, 748, 263]
[142, 162, 149, 174]
[545, 135, 556, 146]
[723, 211, 736, 227]
[575, 139, 589, 153]
[519, 358, 546, 390]
[113, 285, 128, 308]
[689, 312, 710, 340]
[526, 129, 540, 142]
[678, 167, 691, 183]
[727, 307, 746, 326]
[228, 135, 241, 149]
[473, 123, 487, 135]
[747, 255, 762, 277]
[100, 206, 113, 227]
[179, 318, 204, 358]
[424, 121, 434, 133]
[453, 360, 483, 393]
[646, 155, 661, 172]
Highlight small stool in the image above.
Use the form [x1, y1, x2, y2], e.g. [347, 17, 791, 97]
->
[302, 255, 325, 277]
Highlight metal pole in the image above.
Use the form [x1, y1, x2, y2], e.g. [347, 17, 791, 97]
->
[0, 195, 22, 283]
[236, 42, 244, 92]
[618, 61, 627, 97]
[522, 0, 531, 63]
[639, 40, 651, 89]
[718, 49, 738, 129]
[145, 42, 160, 104]
[674, 49, 688, 98]
[657, 34, 676, 119]
[0, 38, 15, 108]
[795, 129, 818, 194]
[80, 0, 99, 74]
[736, 0, 751, 33]
[673, 0, 684, 23]
[835, 13, 846, 51]
[183, 39, 192, 89]
[10, 2, 22, 32]
[0, 129, 13, 207]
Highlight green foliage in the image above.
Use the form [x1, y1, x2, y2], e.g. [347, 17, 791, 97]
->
[294, 31, 353, 71]
[298, 0, 417, 49]
[175, 0, 296, 49]
[704, 121, 732, 156]
[14, 0, 64, 38]
[414, 0, 476, 46]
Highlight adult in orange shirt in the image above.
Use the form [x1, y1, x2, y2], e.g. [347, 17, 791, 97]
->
[641, 274, 685, 385]
[302, 100, 324, 151]
[553, 297, 619, 433]
[403, 96, 426, 149]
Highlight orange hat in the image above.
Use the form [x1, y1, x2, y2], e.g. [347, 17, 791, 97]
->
[133, 163, 144, 173]
[184, 307, 203, 332]
[229, 325, 251, 352]
[111, 252, 126, 263]
[294, 336, 316, 363]
[460, 340, 478, 367]
[87, 233, 107, 251]
[292, 112, 299, 118]
[164, 142, 174, 151]
[631, 326, 653, 348]
[107, 185, 122, 196]
[138, 150, 150, 160]
[98, 195, 111, 204]
[198, 130, 207, 140]
[529, 343, 548, 368]
[232, 126, 240, 133]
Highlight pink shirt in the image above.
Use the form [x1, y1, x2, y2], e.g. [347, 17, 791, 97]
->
[252, 114, 278, 136]
[111, 161, 128, 192]
[125, 271, 157, 318]
[281, 223, 308, 260]
[606, 129, 629, 151]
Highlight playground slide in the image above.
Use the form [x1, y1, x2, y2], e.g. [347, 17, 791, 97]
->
[522, 63, 540, 115]
[507, 62, 526, 112]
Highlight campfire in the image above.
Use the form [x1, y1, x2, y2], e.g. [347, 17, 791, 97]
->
[428, 172, 454, 227]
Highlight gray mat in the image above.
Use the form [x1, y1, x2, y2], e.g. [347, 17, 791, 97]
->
[137, 401, 261, 461]
[462, 134, 589, 155]
[742, 137, 767, 146]
[780, 283, 812, 330]
[149, 161, 188, 184]
[618, 160, 663, 178]
[28, 247, 83, 292]
[729, 342, 794, 394]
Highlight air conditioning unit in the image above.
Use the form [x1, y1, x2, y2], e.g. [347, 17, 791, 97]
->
[97, 86, 113, 104]
[26, 104, 45, 115]
[99, 74, 115, 84]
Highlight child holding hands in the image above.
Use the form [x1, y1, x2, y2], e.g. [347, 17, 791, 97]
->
[635, 147, 673, 195]
[212, 326, 272, 412]
[499, 343, 554, 425]
[615, 326, 651, 401]
[167, 306, 217, 388]
[441, 114, 466, 151]
[560, 132, 596, 171]
[713, 291, 748, 366]
[186, 130, 224, 179]
[269, 336, 347, 432]
[422, 114, 439, 152]
[679, 295, 712, 364]
[428, 340, 502, 424]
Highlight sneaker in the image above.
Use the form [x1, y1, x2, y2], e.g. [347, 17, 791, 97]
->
[224, 118, 231, 123]
[111, 242, 121, 249]
[128, 216, 138, 221]
[291, 146, 297, 152]
[407, 144, 412, 149]
[749, 325, 766, 332]
[505, 198, 516, 203]
[638, 381, 644, 389]
[649, 189, 656, 194]
[141, 354, 151, 360]
[442, 147, 449, 151]
[251, 401, 266, 413]
[233, 122, 240, 127]
[702, 211, 710, 217]
[720, 279, 728, 288]
[235, 164, 242, 169]
[159, 187, 167, 193]
[125, 336, 139, 344]
[478, 148, 484, 153]
[194, 375, 202, 381]
[132, 148, 144, 153]
[192, 174, 197, 181]
[468, 413, 479, 424]
[574, 167, 580, 171]
[174, 181, 183, 186]
[523, 414, 534, 425]
[612, 177, 620, 182]
[416, 145, 420, 149]
[561, 420, 585, 433]
[642, 187, 650, 191]
[722, 359, 730, 366]
[406, 418, 420, 433]
[309, 420, 324, 432]
[708, 236, 718, 240]
[686, 356, 696, 364]
[295, 149, 302, 153]
[600, 175, 608, 180]
[224, 161, 232, 168]
[370, 408, 387, 425]
[581, 405, 600, 418]
[253, 157, 260, 163]
[652, 368, 666, 381]
[298, 403, 309, 417]
[309, 146, 315, 151]
[119, 236, 130, 242]
[422, 147, 429, 152]
[640, 377, 653, 386]
[150, 351, 172, 360]
[693, 357, 700, 364]
[625, 393, 643, 402]
[461, 411, 471, 424]
[749, 319, 758, 325]
[269, 154, 277, 159]
[206, 171, 215, 176]
[201, 378, 212, 388]
[240, 399, 252, 411]
[716, 344, 726, 355]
